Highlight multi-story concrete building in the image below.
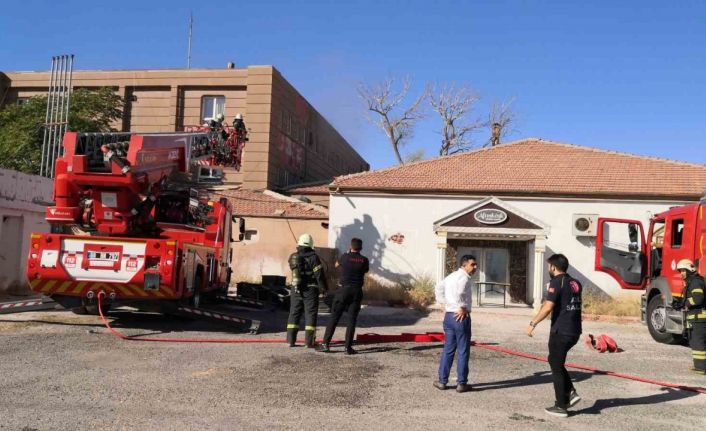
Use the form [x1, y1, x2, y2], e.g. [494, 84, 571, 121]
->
[0, 65, 369, 190]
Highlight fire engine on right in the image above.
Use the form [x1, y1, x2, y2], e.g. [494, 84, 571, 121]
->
[595, 201, 706, 357]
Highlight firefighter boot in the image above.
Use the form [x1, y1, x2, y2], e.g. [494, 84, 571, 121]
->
[286, 328, 298, 347]
[304, 329, 316, 348]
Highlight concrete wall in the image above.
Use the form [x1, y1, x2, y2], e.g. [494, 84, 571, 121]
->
[0, 169, 52, 294]
[328, 193, 692, 297]
[230, 217, 328, 283]
[269, 69, 368, 188]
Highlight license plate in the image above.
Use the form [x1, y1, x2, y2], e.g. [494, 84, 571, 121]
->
[87, 251, 120, 261]
[82, 243, 124, 270]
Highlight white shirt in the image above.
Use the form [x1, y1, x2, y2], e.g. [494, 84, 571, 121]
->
[435, 268, 473, 313]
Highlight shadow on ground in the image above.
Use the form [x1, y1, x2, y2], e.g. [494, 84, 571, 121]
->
[0, 301, 430, 338]
[573, 387, 700, 416]
[472, 371, 594, 392]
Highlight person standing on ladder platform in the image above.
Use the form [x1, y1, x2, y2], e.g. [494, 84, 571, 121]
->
[673, 259, 706, 374]
[317, 238, 369, 355]
[286, 234, 327, 348]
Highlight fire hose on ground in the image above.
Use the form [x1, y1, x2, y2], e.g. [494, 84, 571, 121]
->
[95, 293, 706, 395]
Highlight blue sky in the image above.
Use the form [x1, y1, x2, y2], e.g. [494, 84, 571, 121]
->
[2, 0, 704, 168]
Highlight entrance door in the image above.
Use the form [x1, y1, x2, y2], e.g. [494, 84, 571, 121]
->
[457, 247, 510, 305]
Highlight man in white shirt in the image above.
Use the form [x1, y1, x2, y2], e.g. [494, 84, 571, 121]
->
[434, 255, 478, 393]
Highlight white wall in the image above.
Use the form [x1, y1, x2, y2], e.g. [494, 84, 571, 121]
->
[0, 169, 52, 293]
[328, 193, 688, 297]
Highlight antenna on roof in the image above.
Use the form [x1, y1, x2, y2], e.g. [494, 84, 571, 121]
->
[187, 12, 193, 69]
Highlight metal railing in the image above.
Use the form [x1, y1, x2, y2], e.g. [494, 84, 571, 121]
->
[40, 54, 74, 178]
[475, 281, 511, 308]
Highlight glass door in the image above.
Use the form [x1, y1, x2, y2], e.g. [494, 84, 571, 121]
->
[456, 247, 510, 306]
[482, 248, 510, 304]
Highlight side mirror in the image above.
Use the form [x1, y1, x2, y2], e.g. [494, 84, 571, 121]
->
[231, 216, 246, 241]
[239, 218, 245, 241]
[628, 223, 638, 244]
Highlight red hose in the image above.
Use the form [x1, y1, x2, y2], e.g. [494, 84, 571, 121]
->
[471, 342, 706, 395]
[96, 293, 706, 394]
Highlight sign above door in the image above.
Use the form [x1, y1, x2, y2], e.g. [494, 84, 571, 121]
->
[473, 208, 508, 225]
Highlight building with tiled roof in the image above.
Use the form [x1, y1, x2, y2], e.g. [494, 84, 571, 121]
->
[282, 180, 334, 208]
[220, 189, 330, 283]
[331, 139, 706, 199]
[221, 189, 327, 220]
[327, 139, 706, 307]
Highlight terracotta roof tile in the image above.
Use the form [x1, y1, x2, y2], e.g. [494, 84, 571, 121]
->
[285, 183, 332, 195]
[332, 139, 706, 199]
[217, 189, 328, 219]
[284, 180, 332, 195]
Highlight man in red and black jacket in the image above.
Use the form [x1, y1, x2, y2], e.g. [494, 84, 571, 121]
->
[317, 238, 369, 354]
[526, 253, 583, 418]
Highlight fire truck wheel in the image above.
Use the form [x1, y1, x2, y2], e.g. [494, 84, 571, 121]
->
[85, 302, 111, 316]
[646, 295, 682, 345]
[71, 305, 88, 315]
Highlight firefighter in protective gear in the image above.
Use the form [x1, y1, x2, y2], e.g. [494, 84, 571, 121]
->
[676, 259, 706, 374]
[286, 234, 327, 348]
[233, 113, 246, 134]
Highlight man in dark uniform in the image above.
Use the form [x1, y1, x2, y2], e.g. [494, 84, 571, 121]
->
[232, 113, 246, 134]
[317, 238, 369, 355]
[675, 259, 706, 374]
[526, 254, 583, 418]
[286, 234, 327, 348]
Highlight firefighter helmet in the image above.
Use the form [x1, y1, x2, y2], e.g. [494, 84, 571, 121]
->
[216, 113, 224, 122]
[235, 113, 243, 120]
[297, 233, 313, 248]
[677, 259, 696, 272]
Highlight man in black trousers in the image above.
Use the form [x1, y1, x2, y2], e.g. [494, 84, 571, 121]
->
[526, 253, 583, 418]
[317, 238, 369, 355]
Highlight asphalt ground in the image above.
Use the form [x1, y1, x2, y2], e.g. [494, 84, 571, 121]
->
[0, 301, 704, 431]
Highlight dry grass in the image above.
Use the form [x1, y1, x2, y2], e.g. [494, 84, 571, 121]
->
[582, 291, 640, 317]
[362, 276, 408, 303]
[403, 276, 436, 311]
[362, 275, 436, 311]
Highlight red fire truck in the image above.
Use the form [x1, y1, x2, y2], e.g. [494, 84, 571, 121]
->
[595, 200, 706, 343]
[26, 128, 247, 316]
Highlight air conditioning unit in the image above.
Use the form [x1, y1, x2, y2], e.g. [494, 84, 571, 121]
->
[572, 214, 598, 237]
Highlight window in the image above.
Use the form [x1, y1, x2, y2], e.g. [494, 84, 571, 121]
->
[201, 96, 225, 122]
[671, 219, 684, 248]
[16, 97, 29, 106]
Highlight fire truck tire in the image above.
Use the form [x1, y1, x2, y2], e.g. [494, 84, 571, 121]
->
[71, 305, 88, 315]
[646, 295, 682, 345]
[85, 302, 111, 316]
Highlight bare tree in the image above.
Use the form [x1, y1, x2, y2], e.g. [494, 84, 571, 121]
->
[485, 99, 517, 147]
[357, 77, 427, 165]
[428, 83, 482, 156]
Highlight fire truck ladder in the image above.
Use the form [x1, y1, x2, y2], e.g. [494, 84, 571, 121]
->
[0, 296, 59, 315]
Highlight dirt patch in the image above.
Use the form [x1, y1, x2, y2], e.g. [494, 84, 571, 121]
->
[237, 353, 381, 408]
[509, 413, 545, 423]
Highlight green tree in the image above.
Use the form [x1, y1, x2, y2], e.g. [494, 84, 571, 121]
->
[0, 87, 124, 174]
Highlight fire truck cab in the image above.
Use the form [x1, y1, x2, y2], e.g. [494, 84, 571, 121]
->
[595, 201, 706, 343]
